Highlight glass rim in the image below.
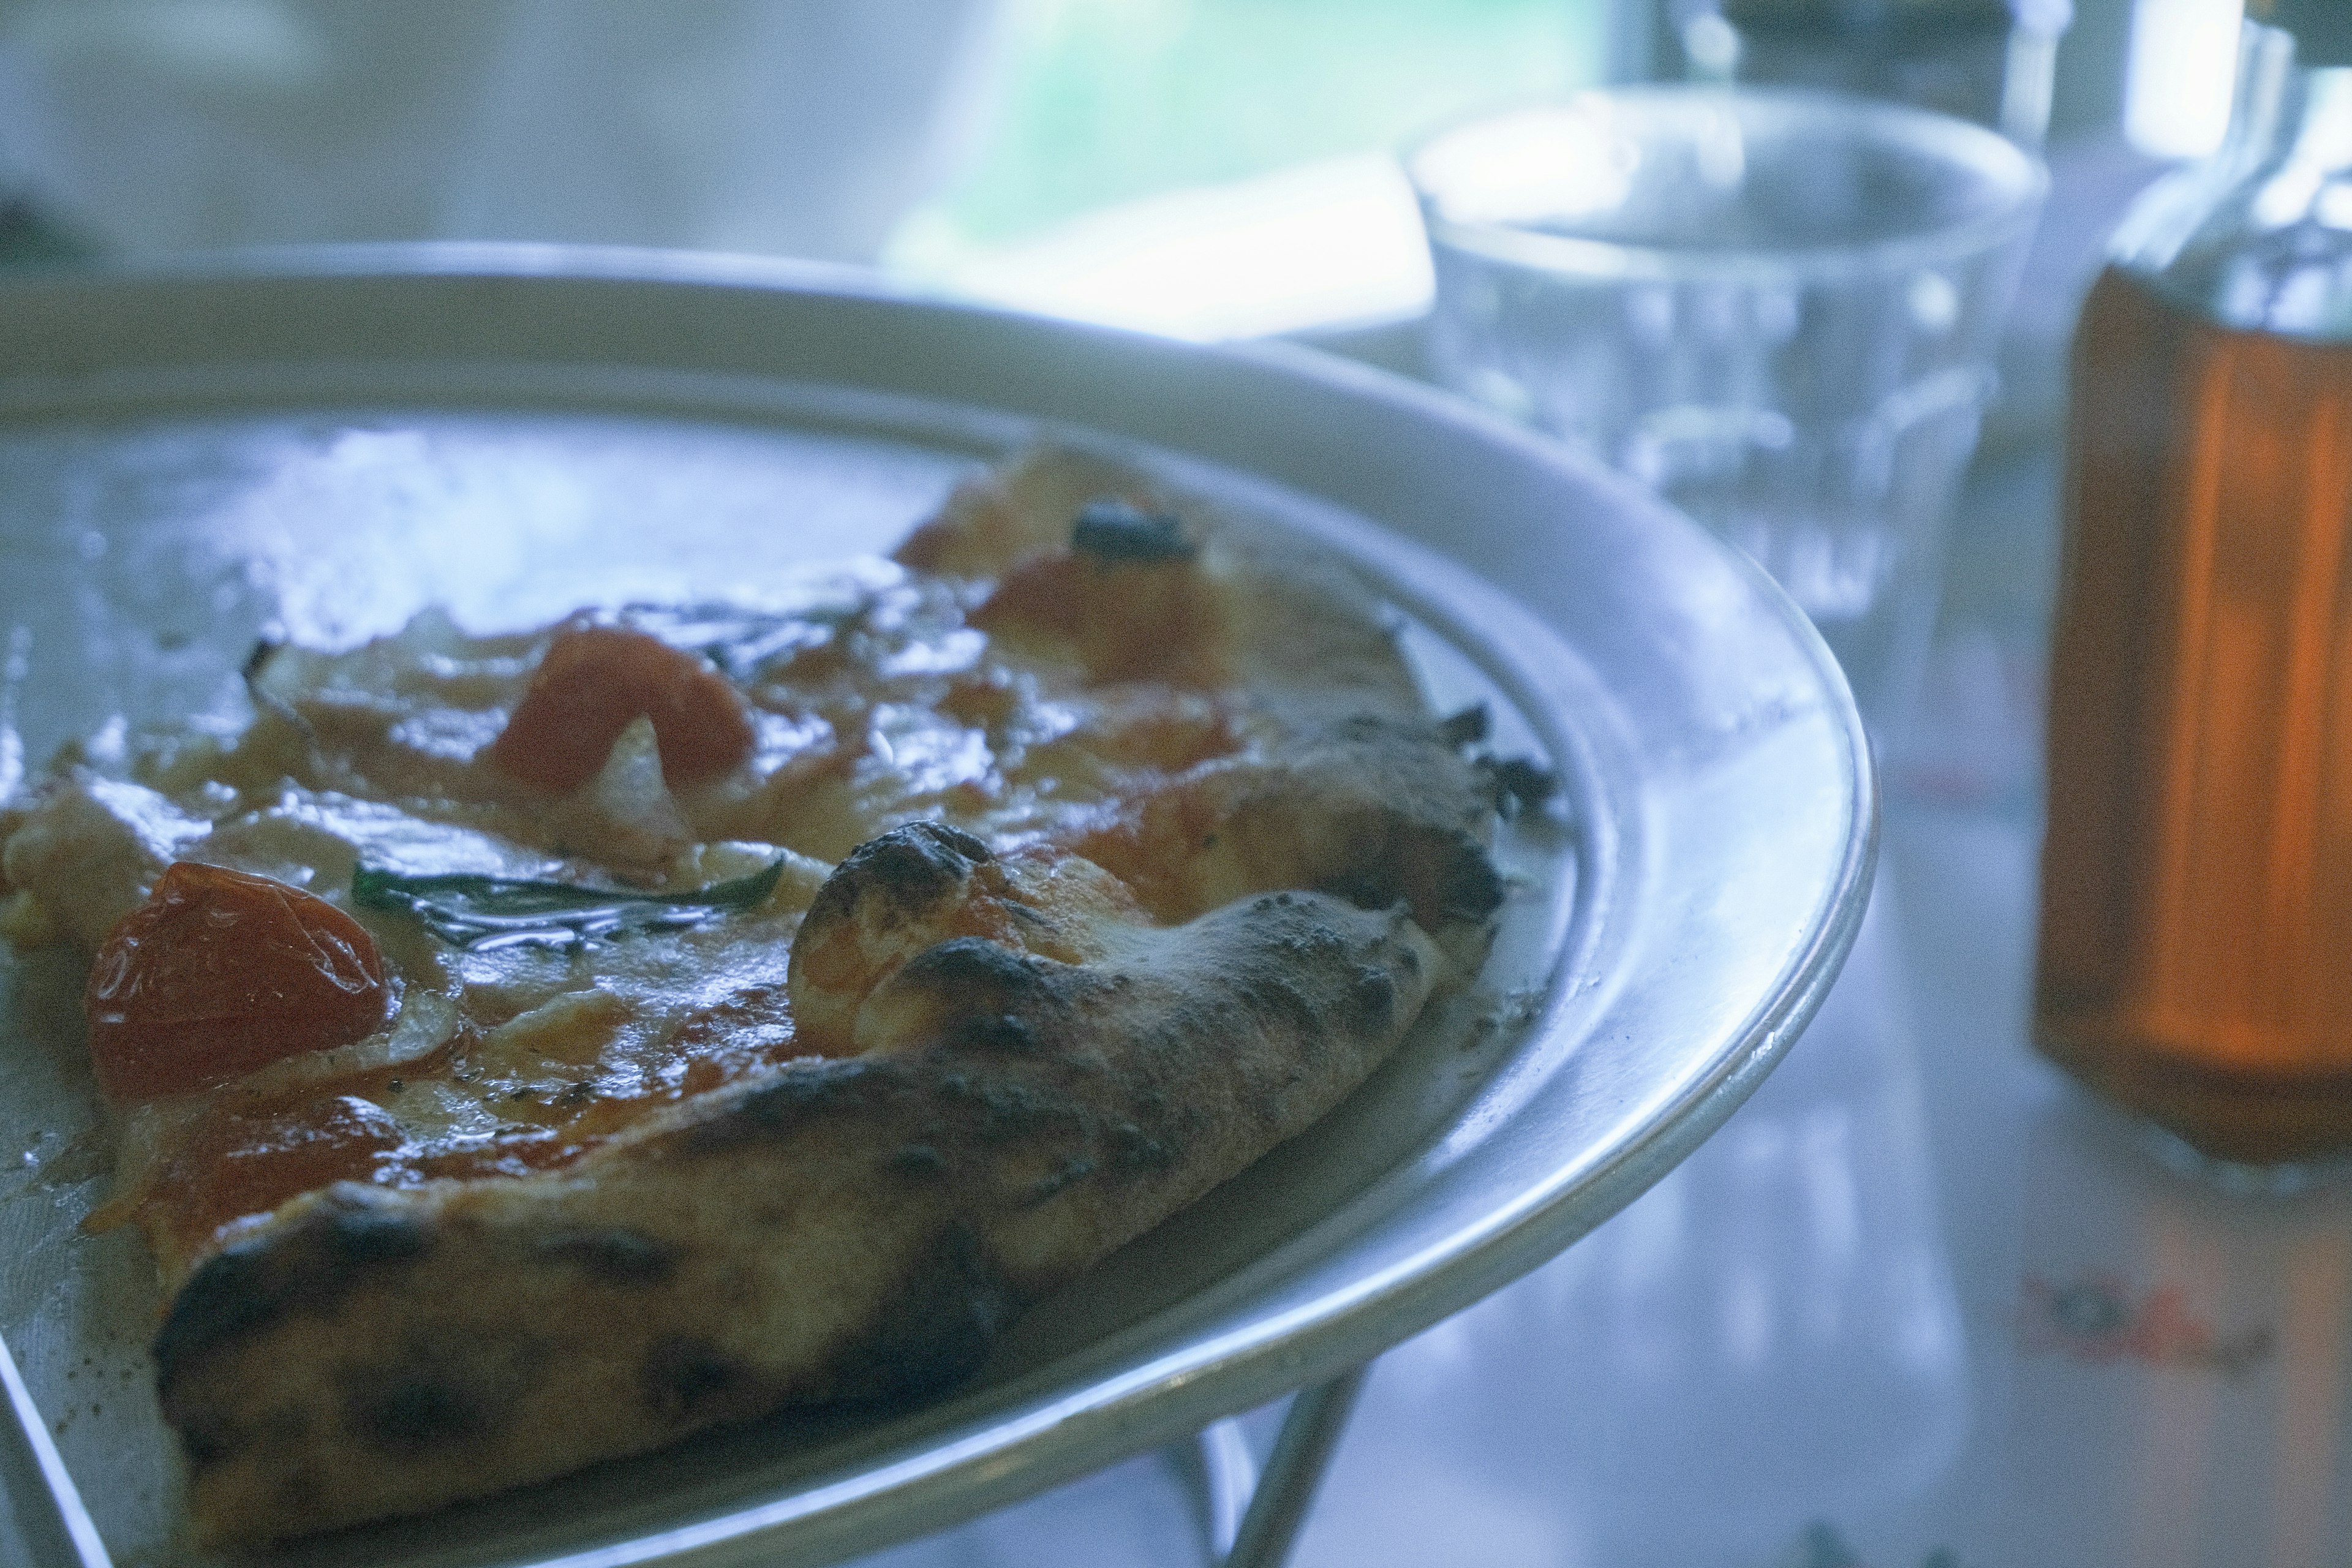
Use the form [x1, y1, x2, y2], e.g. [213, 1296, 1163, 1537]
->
[1403, 85, 2050, 284]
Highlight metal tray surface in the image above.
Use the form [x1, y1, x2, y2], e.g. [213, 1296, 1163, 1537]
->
[0, 250, 1874, 1567]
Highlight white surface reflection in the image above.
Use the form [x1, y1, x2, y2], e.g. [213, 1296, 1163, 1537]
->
[1292, 876, 1969, 1568]
[1993, 1098, 2352, 1568]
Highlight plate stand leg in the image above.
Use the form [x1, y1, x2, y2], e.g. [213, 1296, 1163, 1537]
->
[0, 1332, 111, 1568]
[1186, 1360, 1368, 1568]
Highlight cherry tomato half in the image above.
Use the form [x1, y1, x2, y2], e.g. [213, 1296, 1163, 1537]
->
[86, 862, 390, 1102]
[486, 625, 754, 796]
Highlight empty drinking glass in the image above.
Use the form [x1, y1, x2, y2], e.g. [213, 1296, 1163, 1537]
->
[1407, 88, 2045, 722]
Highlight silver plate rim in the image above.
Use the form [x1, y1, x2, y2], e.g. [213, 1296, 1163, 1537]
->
[0, 245, 1877, 1568]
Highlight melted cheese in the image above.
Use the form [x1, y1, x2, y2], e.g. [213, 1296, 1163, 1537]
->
[1, 450, 1424, 1278]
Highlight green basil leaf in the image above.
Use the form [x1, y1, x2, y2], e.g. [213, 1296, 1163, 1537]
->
[353, 859, 785, 951]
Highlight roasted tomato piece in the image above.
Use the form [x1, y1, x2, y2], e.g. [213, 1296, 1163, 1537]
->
[488, 624, 753, 794]
[86, 863, 390, 1102]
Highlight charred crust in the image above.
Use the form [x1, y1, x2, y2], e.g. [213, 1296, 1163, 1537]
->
[153, 875, 1449, 1532]
[1106, 1120, 1174, 1171]
[155, 1248, 282, 1396]
[1482, 754, 1560, 816]
[805, 821, 992, 930]
[1187, 717, 1509, 931]
[690, 1057, 903, 1148]
[887, 940, 1080, 1058]
[935, 1071, 1089, 1144]
[1349, 965, 1400, 1030]
[326, 1205, 432, 1264]
[346, 1373, 489, 1456]
[533, 1228, 676, 1285]
[644, 1336, 750, 1422]
[1438, 703, 1490, 747]
[1417, 829, 1506, 924]
[955, 1012, 1040, 1053]
[1234, 970, 1322, 1044]
[176, 1408, 243, 1466]
[1317, 813, 1501, 927]
[156, 1189, 437, 1394]
[1024, 1154, 1098, 1205]
[891, 1144, 949, 1177]
[825, 1223, 1019, 1400]
[1319, 868, 1392, 913]
[1070, 498, 1195, 564]
[895, 935, 1055, 1009]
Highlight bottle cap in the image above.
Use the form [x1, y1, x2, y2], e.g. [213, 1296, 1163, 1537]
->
[2254, 0, 2352, 66]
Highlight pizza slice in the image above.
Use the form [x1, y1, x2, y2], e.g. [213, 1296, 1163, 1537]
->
[0, 448, 1528, 1543]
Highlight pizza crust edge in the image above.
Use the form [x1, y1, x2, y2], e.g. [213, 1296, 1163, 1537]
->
[158, 888, 1449, 1542]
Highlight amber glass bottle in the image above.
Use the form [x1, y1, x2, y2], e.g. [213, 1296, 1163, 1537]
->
[2037, 2, 2352, 1169]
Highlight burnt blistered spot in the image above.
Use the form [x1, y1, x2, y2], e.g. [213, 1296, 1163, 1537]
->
[1349, 965, 1399, 1028]
[1434, 839, 1506, 923]
[1316, 814, 1502, 930]
[953, 1011, 1039, 1054]
[696, 1057, 894, 1147]
[347, 1374, 486, 1455]
[645, 1336, 748, 1421]
[1438, 703, 1490, 748]
[1390, 935, 1423, 978]
[1070, 498, 1195, 564]
[891, 1144, 948, 1177]
[1482, 754, 1560, 816]
[893, 939, 1082, 1057]
[1320, 869, 1395, 913]
[535, 1229, 676, 1285]
[155, 1248, 281, 1393]
[1105, 1120, 1175, 1172]
[825, 1223, 1020, 1400]
[157, 1195, 434, 1393]
[897, 936, 1048, 1003]
[1025, 1154, 1097, 1205]
[324, 1202, 432, 1265]
[806, 821, 992, 932]
[176, 1409, 241, 1465]
[976, 1080, 1080, 1141]
[1237, 970, 1322, 1042]
[933, 1070, 1087, 1144]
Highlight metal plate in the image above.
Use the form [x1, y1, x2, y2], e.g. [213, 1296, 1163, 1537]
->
[0, 249, 1874, 1567]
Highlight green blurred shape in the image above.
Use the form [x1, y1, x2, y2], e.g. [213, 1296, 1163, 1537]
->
[934, 0, 1602, 246]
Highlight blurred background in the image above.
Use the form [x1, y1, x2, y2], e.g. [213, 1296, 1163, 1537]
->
[0, 0, 2241, 343]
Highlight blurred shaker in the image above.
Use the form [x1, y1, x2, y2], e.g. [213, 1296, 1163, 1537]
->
[1660, 0, 2071, 145]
